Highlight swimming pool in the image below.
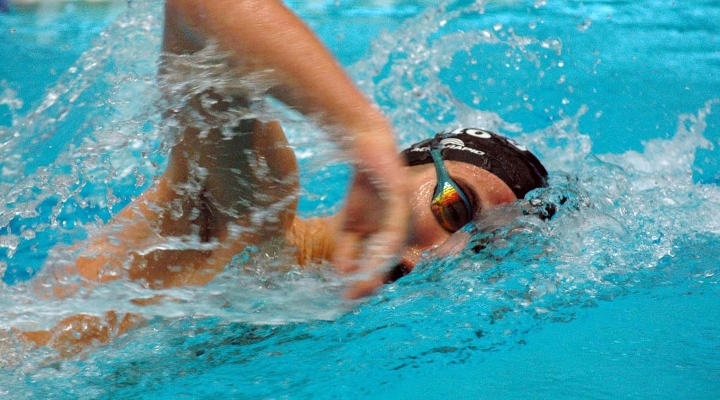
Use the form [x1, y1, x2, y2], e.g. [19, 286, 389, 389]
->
[1, 0, 719, 398]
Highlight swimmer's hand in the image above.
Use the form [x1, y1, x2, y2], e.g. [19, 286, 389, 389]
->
[333, 127, 410, 298]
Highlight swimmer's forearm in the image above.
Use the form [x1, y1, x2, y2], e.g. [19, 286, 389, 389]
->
[164, 0, 393, 143]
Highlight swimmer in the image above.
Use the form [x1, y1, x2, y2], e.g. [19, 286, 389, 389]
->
[13, 0, 548, 356]
[18, 125, 547, 357]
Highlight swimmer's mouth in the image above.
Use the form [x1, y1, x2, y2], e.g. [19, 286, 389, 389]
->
[384, 258, 415, 284]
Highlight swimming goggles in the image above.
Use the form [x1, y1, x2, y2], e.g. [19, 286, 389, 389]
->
[430, 146, 474, 232]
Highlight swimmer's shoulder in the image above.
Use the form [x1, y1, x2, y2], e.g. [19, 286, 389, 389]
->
[286, 216, 340, 265]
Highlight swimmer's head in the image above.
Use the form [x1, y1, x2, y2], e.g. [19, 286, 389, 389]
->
[400, 128, 548, 200]
[385, 128, 548, 283]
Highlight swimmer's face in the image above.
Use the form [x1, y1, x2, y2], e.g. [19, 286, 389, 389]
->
[397, 161, 517, 275]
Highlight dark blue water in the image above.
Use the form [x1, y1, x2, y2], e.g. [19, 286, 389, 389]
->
[0, 1, 718, 398]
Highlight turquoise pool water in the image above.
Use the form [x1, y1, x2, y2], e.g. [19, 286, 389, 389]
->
[1, 1, 719, 398]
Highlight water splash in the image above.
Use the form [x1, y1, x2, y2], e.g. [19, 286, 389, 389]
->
[0, 0, 352, 332]
[0, 1, 165, 283]
[0, 1, 718, 398]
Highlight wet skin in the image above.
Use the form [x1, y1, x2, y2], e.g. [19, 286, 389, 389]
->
[339, 160, 517, 297]
[18, 124, 519, 353]
[69, 123, 518, 295]
[401, 160, 518, 271]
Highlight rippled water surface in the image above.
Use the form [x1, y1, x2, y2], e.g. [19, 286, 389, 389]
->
[0, 0, 718, 398]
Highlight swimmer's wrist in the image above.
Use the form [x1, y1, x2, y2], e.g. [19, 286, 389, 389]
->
[335, 117, 400, 165]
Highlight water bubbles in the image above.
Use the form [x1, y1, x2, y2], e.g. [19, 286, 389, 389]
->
[577, 18, 593, 32]
[133, 168, 146, 188]
[540, 38, 563, 55]
[0, 234, 19, 258]
[0, 82, 24, 113]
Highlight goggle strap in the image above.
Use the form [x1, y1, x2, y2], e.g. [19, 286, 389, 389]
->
[430, 147, 472, 213]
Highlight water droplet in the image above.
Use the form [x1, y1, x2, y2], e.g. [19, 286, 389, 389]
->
[577, 18, 592, 32]
[493, 23, 503, 31]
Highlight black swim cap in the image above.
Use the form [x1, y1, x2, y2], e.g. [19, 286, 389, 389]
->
[401, 128, 548, 199]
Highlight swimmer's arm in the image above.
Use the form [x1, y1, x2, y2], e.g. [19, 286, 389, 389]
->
[163, 0, 385, 131]
[15, 312, 143, 358]
[75, 119, 298, 288]
[22, 120, 297, 357]
[165, 0, 410, 281]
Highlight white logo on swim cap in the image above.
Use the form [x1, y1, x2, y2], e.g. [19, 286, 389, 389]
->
[440, 138, 465, 148]
[463, 128, 492, 139]
[505, 138, 527, 152]
[408, 145, 431, 152]
[439, 138, 485, 156]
